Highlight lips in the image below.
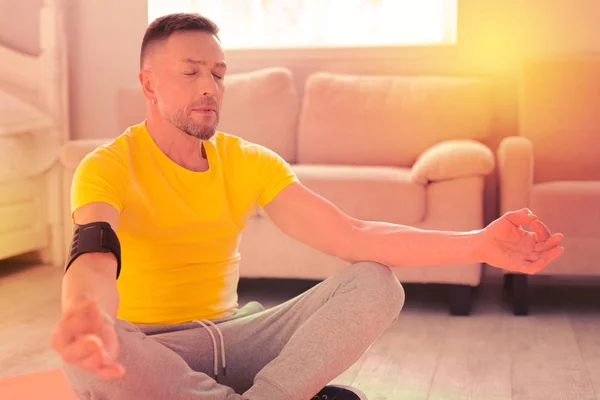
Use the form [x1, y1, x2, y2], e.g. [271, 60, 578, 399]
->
[193, 107, 216, 113]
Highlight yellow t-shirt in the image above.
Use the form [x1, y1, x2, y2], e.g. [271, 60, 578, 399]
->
[71, 122, 298, 324]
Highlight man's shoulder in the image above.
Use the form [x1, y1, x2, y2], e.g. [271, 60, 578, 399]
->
[213, 131, 261, 151]
[78, 124, 140, 171]
[213, 131, 280, 160]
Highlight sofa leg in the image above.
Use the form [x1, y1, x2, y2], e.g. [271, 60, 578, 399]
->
[511, 274, 529, 316]
[449, 284, 473, 316]
[503, 273, 513, 291]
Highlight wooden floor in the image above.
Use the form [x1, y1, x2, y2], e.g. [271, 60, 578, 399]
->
[1, 260, 599, 400]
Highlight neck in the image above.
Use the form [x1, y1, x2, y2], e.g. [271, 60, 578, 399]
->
[145, 108, 209, 172]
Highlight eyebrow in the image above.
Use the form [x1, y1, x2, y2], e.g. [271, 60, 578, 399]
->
[182, 58, 227, 69]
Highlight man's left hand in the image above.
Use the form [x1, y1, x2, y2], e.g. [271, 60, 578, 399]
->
[477, 208, 564, 273]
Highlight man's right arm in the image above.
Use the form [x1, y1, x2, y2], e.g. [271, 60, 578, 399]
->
[62, 202, 121, 320]
[52, 201, 126, 378]
[52, 145, 128, 378]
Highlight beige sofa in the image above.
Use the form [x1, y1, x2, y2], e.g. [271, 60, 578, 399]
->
[60, 67, 496, 315]
[498, 56, 600, 315]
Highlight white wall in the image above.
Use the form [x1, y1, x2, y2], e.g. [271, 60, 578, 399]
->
[0, 0, 43, 55]
[65, 0, 147, 140]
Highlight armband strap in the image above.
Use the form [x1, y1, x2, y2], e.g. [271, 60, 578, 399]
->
[65, 222, 122, 279]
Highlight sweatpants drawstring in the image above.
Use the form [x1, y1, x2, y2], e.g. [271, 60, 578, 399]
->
[192, 319, 227, 382]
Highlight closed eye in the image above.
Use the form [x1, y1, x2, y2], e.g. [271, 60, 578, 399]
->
[213, 73, 224, 80]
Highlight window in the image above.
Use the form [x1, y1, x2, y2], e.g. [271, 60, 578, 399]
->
[148, 0, 457, 50]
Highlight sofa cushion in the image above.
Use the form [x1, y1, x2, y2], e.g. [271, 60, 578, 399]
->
[530, 181, 600, 237]
[297, 72, 492, 167]
[254, 165, 426, 226]
[218, 67, 300, 163]
[117, 67, 300, 163]
[411, 139, 495, 185]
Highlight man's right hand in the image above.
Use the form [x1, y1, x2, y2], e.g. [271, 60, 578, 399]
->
[51, 296, 125, 379]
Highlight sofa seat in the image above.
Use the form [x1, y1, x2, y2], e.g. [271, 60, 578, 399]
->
[253, 164, 426, 226]
[530, 181, 600, 237]
[528, 181, 600, 276]
[242, 174, 486, 287]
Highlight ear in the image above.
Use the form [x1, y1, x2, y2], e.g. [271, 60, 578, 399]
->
[138, 69, 156, 103]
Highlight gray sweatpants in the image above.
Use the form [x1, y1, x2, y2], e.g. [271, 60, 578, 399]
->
[63, 261, 404, 400]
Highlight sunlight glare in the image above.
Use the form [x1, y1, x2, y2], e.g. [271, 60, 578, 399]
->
[148, 0, 455, 49]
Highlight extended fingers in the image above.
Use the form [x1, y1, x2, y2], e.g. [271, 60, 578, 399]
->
[60, 334, 125, 378]
[97, 364, 126, 379]
[524, 245, 565, 273]
[60, 334, 106, 369]
[100, 319, 120, 364]
[534, 233, 564, 252]
[540, 245, 565, 263]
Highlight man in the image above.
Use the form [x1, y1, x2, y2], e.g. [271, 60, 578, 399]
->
[51, 13, 564, 400]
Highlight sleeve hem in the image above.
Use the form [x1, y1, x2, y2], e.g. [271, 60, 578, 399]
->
[258, 175, 299, 207]
[70, 199, 123, 224]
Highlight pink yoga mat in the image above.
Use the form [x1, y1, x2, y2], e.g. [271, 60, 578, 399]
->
[0, 369, 78, 400]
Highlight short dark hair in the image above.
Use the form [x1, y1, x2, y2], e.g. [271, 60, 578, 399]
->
[140, 13, 220, 68]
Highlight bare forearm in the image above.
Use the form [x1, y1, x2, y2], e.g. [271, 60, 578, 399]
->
[346, 220, 484, 267]
[62, 253, 120, 319]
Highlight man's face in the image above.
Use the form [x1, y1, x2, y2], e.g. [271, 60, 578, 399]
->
[145, 31, 226, 140]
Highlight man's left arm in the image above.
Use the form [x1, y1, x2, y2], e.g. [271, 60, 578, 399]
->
[263, 182, 564, 273]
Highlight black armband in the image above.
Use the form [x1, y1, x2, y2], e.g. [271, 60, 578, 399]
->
[65, 222, 122, 279]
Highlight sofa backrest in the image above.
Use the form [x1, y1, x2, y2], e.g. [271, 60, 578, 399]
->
[519, 56, 600, 183]
[217, 67, 300, 163]
[117, 67, 300, 163]
[296, 72, 493, 167]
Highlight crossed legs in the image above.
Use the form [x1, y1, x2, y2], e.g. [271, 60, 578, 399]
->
[63, 261, 404, 400]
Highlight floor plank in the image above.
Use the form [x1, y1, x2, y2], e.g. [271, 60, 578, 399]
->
[511, 351, 597, 400]
[0, 262, 63, 378]
[346, 314, 444, 400]
[571, 314, 600, 399]
[351, 348, 438, 400]
[508, 284, 598, 400]
[428, 351, 512, 400]
[428, 309, 513, 400]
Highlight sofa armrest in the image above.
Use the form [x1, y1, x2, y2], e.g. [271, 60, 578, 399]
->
[59, 138, 113, 169]
[410, 139, 495, 185]
[497, 136, 534, 213]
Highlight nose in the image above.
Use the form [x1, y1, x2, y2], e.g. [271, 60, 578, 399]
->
[197, 72, 219, 95]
